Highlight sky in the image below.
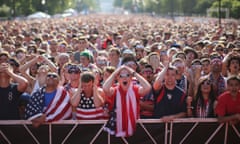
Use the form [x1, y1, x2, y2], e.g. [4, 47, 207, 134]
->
[99, 0, 114, 13]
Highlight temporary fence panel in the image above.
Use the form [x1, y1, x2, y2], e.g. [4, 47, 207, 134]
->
[0, 119, 240, 144]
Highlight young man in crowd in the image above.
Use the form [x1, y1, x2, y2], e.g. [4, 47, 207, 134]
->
[153, 63, 187, 122]
[0, 51, 28, 120]
[25, 72, 72, 127]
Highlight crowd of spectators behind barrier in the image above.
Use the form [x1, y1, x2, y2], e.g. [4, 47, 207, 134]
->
[0, 15, 240, 134]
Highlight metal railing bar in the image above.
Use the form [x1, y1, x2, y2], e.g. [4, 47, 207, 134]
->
[139, 122, 157, 144]
[121, 137, 129, 144]
[89, 122, 107, 144]
[205, 123, 224, 144]
[224, 123, 228, 144]
[164, 123, 168, 144]
[23, 124, 40, 144]
[179, 122, 199, 144]
[169, 122, 173, 144]
[61, 123, 78, 144]
[0, 130, 11, 144]
[49, 124, 52, 144]
[231, 125, 240, 138]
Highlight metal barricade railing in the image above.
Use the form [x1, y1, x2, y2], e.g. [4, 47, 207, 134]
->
[0, 119, 239, 144]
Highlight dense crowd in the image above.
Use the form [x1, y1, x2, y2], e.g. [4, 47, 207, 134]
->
[0, 14, 240, 137]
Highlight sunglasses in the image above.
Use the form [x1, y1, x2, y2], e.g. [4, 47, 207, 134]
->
[143, 70, 153, 74]
[202, 80, 211, 86]
[125, 61, 136, 66]
[119, 73, 131, 78]
[47, 74, 58, 78]
[68, 69, 80, 74]
[211, 59, 222, 65]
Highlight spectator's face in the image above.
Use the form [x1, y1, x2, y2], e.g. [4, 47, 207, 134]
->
[57, 44, 67, 53]
[164, 69, 177, 87]
[37, 65, 49, 76]
[149, 54, 160, 67]
[0, 55, 9, 64]
[172, 61, 185, 74]
[96, 57, 107, 69]
[186, 52, 195, 62]
[16, 52, 26, 60]
[50, 41, 58, 52]
[109, 51, 119, 61]
[118, 69, 132, 89]
[58, 55, 69, 68]
[46, 73, 59, 87]
[79, 40, 87, 48]
[229, 59, 240, 73]
[200, 80, 212, 93]
[210, 58, 222, 73]
[227, 79, 240, 95]
[81, 81, 93, 93]
[80, 56, 89, 67]
[201, 61, 211, 75]
[68, 69, 80, 82]
[135, 49, 144, 60]
[141, 67, 153, 82]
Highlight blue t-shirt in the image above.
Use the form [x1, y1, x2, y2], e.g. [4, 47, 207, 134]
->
[44, 90, 57, 107]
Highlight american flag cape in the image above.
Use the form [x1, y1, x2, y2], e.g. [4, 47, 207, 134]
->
[104, 83, 139, 137]
[25, 86, 72, 122]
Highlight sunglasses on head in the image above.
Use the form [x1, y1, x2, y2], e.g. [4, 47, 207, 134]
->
[119, 73, 131, 78]
[47, 73, 58, 78]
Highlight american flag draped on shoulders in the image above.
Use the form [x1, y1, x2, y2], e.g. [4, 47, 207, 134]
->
[104, 83, 139, 137]
[25, 86, 72, 122]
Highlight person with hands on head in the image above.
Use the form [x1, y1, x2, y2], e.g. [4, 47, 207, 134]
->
[0, 51, 28, 120]
[103, 65, 151, 137]
[153, 61, 187, 122]
[71, 71, 106, 120]
[25, 72, 72, 127]
[19, 55, 57, 95]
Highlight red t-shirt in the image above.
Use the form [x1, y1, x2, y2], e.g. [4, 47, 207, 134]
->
[215, 91, 240, 117]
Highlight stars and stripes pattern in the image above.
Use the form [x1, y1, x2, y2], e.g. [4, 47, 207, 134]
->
[25, 86, 72, 122]
[104, 83, 139, 137]
[76, 92, 105, 120]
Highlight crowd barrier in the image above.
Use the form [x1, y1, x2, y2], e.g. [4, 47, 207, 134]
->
[0, 118, 239, 144]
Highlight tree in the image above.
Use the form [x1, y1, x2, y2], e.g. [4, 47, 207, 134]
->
[210, 0, 240, 19]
